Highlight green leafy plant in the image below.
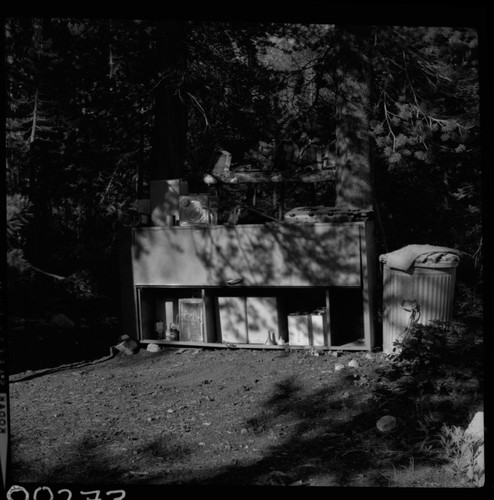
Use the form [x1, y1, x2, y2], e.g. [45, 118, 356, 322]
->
[389, 321, 450, 377]
[6, 194, 34, 280]
[372, 319, 483, 480]
[439, 424, 484, 486]
[62, 270, 100, 301]
[390, 320, 480, 373]
[382, 321, 483, 403]
[6, 193, 33, 246]
[6, 248, 32, 274]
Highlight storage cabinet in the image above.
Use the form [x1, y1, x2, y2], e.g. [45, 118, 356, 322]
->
[123, 221, 376, 351]
[131, 223, 362, 287]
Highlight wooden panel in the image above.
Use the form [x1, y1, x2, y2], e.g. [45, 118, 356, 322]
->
[246, 297, 279, 344]
[361, 220, 376, 350]
[132, 227, 216, 285]
[210, 223, 361, 286]
[132, 223, 361, 287]
[217, 296, 279, 344]
[218, 296, 248, 343]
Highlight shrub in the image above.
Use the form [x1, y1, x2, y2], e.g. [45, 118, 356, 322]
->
[7, 194, 35, 289]
[390, 320, 482, 375]
[374, 320, 483, 440]
[439, 423, 484, 487]
[389, 321, 450, 378]
[6, 193, 33, 246]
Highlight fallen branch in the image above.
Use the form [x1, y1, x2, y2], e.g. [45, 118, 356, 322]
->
[29, 264, 67, 280]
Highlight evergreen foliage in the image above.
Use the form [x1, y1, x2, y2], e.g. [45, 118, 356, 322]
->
[5, 19, 483, 323]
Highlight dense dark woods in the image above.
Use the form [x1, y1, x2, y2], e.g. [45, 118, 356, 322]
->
[5, 15, 486, 357]
[151, 20, 188, 181]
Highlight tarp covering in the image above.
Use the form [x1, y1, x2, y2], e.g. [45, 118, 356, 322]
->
[379, 244, 460, 271]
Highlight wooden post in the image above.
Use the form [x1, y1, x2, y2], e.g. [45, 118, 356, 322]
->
[360, 220, 376, 350]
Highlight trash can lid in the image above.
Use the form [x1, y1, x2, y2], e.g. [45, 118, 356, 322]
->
[379, 244, 460, 271]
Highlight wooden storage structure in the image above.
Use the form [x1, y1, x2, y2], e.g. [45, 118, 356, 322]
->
[121, 220, 377, 351]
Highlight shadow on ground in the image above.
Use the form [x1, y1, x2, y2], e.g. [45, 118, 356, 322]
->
[27, 358, 479, 487]
[7, 317, 120, 375]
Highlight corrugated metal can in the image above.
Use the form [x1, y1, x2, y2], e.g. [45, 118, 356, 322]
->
[382, 262, 458, 354]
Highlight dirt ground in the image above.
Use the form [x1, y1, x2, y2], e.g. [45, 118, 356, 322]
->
[7, 341, 466, 488]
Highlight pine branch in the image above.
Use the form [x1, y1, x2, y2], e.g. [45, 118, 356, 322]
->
[382, 91, 397, 152]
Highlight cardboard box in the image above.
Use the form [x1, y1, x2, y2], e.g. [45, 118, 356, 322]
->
[288, 313, 328, 346]
[288, 315, 311, 346]
[310, 314, 328, 346]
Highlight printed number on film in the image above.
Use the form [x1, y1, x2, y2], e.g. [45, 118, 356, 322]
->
[7, 485, 126, 500]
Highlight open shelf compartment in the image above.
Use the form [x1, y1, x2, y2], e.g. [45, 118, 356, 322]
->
[135, 285, 368, 350]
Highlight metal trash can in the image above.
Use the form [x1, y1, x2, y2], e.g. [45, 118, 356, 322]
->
[380, 245, 460, 354]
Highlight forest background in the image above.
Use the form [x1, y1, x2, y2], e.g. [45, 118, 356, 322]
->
[3, 12, 489, 369]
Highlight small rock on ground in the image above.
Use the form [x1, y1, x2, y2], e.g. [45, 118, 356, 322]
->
[376, 415, 396, 432]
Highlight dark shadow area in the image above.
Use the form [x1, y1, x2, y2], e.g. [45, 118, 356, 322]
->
[178, 371, 390, 486]
[7, 316, 121, 376]
[329, 288, 364, 346]
[27, 431, 193, 485]
[177, 352, 482, 486]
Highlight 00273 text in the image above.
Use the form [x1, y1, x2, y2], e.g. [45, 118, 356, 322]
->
[6, 485, 126, 500]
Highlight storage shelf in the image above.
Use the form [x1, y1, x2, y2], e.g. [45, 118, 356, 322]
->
[123, 221, 377, 352]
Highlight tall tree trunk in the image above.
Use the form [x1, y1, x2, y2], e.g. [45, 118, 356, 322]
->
[26, 140, 51, 268]
[150, 20, 188, 181]
[333, 25, 373, 210]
